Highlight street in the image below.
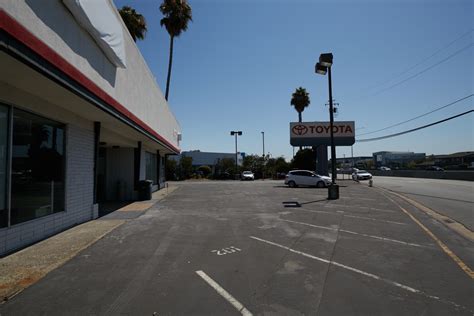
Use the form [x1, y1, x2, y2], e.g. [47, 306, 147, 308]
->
[1, 180, 473, 315]
[373, 176, 474, 230]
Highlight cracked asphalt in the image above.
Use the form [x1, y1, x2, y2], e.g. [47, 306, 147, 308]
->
[0, 180, 472, 315]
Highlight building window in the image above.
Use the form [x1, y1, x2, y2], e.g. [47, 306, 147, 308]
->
[0, 105, 8, 228]
[10, 109, 65, 225]
[145, 151, 157, 185]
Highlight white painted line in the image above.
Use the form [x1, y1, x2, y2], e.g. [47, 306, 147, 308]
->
[195, 270, 253, 316]
[280, 219, 431, 249]
[296, 209, 343, 216]
[249, 236, 469, 312]
[294, 208, 407, 225]
[323, 203, 397, 213]
[343, 214, 407, 225]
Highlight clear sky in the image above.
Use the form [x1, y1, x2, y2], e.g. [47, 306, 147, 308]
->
[115, 0, 473, 160]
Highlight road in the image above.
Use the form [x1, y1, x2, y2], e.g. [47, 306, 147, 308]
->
[1, 181, 473, 315]
[373, 176, 474, 230]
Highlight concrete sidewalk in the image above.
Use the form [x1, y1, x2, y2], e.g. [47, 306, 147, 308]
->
[0, 185, 179, 302]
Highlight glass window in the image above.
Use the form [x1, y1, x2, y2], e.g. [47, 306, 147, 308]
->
[0, 105, 8, 228]
[10, 109, 65, 225]
[145, 151, 157, 184]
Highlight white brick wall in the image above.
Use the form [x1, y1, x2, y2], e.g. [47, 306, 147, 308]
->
[0, 123, 94, 256]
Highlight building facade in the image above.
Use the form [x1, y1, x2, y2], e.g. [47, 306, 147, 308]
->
[373, 151, 425, 168]
[0, 0, 181, 255]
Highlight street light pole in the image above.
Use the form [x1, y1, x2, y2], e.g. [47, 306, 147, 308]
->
[261, 131, 265, 180]
[230, 131, 242, 177]
[316, 52, 339, 199]
[328, 66, 336, 185]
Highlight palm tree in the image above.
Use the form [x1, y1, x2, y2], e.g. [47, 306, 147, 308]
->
[160, 0, 192, 101]
[291, 87, 310, 122]
[119, 6, 147, 42]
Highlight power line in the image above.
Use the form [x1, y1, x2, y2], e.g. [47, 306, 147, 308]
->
[364, 29, 473, 92]
[369, 43, 473, 97]
[358, 94, 473, 136]
[356, 110, 473, 142]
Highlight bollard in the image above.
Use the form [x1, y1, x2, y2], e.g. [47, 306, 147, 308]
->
[369, 179, 373, 187]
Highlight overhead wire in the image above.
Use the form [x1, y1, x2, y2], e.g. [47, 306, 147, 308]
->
[358, 94, 473, 136]
[356, 110, 473, 142]
[369, 42, 473, 97]
[363, 29, 473, 92]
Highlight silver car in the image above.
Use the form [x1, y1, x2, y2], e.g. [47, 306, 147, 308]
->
[241, 170, 255, 181]
[284, 170, 332, 188]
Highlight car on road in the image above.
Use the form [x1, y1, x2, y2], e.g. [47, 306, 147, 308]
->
[241, 170, 255, 181]
[352, 169, 373, 181]
[426, 166, 444, 171]
[285, 170, 332, 188]
[379, 166, 391, 171]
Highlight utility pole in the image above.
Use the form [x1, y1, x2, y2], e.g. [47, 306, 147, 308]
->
[261, 131, 265, 180]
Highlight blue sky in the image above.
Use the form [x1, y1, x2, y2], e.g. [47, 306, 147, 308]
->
[115, 0, 473, 160]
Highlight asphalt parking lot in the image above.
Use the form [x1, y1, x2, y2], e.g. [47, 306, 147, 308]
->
[1, 180, 473, 315]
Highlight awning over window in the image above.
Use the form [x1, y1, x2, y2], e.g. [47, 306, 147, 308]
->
[62, 0, 126, 68]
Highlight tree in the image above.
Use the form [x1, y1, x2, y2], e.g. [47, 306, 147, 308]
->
[119, 6, 147, 42]
[160, 0, 192, 101]
[165, 158, 177, 180]
[197, 165, 212, 176]
[291, 148, 316, 171]
[179, 156, 193, 179]
[290, 87, 310, 123]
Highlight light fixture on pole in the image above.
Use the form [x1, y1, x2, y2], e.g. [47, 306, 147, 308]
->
[315, 52, 339, 200]
[230, 131, 242, 177]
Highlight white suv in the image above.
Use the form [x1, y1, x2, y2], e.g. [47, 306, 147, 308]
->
[285, 170, 332, 188]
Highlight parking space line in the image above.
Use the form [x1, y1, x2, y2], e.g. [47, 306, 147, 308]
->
[294, 208, 407, 225]
[249, 236, 470, 312]
[195, 270, 253, 316]
[323, 203, 397, 213]
[381, 192, 474, 280]
[280, 219, 433, 249]
[343, 214, 407, 225]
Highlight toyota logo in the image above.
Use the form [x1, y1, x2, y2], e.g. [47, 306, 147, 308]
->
[292, 125, 308, 136]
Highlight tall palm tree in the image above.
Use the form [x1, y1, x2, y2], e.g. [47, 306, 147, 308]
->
[160, 0, 192, 101]
[291, 87, 310, 122]
[119, 6, 147, 42]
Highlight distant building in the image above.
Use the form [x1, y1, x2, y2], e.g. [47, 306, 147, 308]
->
[172, 150, 245, 170]
[373, 151, 425, 168]
[335, 156, 372, 168]
[429, 152, 474, 168]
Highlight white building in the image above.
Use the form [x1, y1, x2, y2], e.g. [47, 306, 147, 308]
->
[0, 0, 181, 255]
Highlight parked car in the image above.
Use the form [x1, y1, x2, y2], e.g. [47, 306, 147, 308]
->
[379, 166, 391, 171]
[352, 170, 373, 181]
[426, 166, 444, 171]
[285, 170, 332, 188]
[241, 170, 255, 181]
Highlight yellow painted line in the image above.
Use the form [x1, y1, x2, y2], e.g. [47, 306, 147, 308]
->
[381, 191, 474, 280]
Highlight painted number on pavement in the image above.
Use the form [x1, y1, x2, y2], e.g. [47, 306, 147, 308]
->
[211, 246, 242, 256]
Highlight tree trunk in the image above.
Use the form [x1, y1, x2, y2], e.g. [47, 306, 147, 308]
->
[298, 112, 302, 150]
[165, 35, 174, 101]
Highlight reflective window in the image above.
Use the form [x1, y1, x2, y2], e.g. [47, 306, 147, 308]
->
[10, 109, 65, 225]
[145, 151, 157, 184]
[0, 105, 8, 228]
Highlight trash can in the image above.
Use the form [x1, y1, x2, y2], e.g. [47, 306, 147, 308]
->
[328, 184, 339, 200]
[138, 180, 153, 201]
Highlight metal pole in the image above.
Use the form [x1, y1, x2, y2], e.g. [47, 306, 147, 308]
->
[235, 134, 238, 174]
[351, 145, 354, 167]
[262, 131, 265, 180]
[328, 67, 336, 184]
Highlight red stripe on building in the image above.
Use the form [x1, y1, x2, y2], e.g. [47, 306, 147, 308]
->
[0, 10, 180, 153]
